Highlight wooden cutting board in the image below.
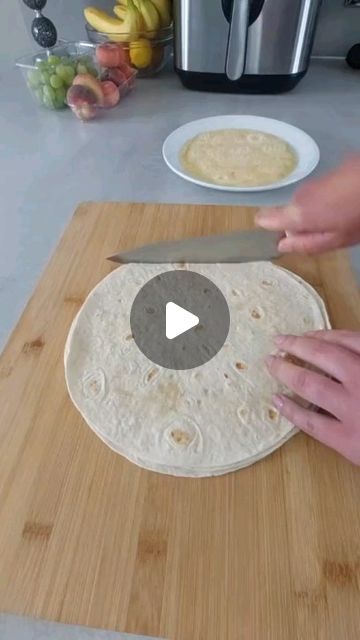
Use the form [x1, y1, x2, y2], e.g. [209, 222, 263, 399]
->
[0, 203, 359, 640]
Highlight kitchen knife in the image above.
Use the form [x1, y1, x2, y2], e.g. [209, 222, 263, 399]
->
[108, 229, 281, 264]
[0, 614, 165, 640]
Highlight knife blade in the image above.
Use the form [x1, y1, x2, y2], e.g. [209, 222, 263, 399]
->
[108, 229, 281, 264]
[0, 614, 165, 640]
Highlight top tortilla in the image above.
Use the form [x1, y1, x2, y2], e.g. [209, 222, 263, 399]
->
[64, 262, 330, 477]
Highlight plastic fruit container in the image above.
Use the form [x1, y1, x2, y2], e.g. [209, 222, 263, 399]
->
[65, 64, 137, 122]
[16, 41, 101, 111]
[101, 64, 137, 97]
[85, 23, 173, 77]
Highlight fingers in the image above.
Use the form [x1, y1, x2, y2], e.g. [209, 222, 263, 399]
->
[274, 334, 358, 383]
[306, 330, 360, 356]
[272, 394, 344, 451]
[278, 231, 342, 254]
[255, 154, 360, 236]
[266, 355, 345, 418]
[255, 204, 304, 233]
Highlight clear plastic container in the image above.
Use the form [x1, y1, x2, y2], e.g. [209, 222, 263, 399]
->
[16, 40, 137, 116]
[16, 41, 101, 111]
[85, 23, 173, 77]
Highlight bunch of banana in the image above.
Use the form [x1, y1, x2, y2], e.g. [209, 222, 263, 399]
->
[116, 0, 172, 29]
[85, 0, 143, 42]
[114, 0, 160, 38]
[84, 0, 172, 42]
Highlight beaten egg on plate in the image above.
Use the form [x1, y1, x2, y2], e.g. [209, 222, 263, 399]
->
[180, 129, 298, 188]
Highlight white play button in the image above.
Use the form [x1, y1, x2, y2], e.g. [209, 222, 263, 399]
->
[166, 302, 199, 340]
[130, 271, 230, 369]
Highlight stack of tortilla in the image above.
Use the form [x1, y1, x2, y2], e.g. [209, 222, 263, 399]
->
[64, 262, 330, 477]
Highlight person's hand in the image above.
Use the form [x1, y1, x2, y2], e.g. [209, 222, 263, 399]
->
[255, 156, 360, 254]
[266, 331, 360, 465]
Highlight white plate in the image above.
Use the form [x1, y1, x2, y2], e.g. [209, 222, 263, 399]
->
[162, 115, 320, 193]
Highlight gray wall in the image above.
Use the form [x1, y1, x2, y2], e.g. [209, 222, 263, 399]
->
[6, 0, 360, 60]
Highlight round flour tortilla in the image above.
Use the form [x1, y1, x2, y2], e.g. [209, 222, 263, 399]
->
[64, 262, 330, 477]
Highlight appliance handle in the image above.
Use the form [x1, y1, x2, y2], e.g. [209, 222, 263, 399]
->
[225, 0, 250, 81]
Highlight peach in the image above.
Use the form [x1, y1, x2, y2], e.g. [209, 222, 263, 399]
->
[117, 62, 135, 88]
[66, 85, 98, 120]
[101, 81, 120, 108]
[72, 74, 104, 106]
[95, 43, 128, 68]
[102, 67, 127, 88]
[122, 48, 131, 67]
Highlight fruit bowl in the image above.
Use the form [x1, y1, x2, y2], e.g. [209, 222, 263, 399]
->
[16, 41, 100, 110]
[85, 23, 173, 77]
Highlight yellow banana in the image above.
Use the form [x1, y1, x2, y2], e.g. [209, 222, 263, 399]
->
[110, 0, 144, 40]
[113, 4, 126, 19]
[116, 0, 141, 8]
[84, 7, 124, 34]
[113, 0, 142, 19]
[150, 0, 171, 27]
[113, 4, 126, 18]
[138, 0, 160, 37]
[130, 39, 152, 68]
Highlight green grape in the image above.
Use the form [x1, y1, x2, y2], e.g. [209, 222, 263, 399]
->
[48, 55, 61, 66]
[55, 86, 67, 105]
[37, 60, 47, 71]
[87, 66, 98, 78]
[43, 94, 56, 109]
[55, 64, 68, 80]
[57, 63, 77, 88]
[77, 63, 88, 75]
[54, 98, 66, 110]
[63, 65, 76, 83]
[28, 70, 41, 88]
[43, 85, 56, 101]
[41, 70, 50, 85]
[50, 74, 63, 89]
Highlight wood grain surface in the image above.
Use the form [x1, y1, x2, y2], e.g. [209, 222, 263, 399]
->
[0, 202, 359, 640]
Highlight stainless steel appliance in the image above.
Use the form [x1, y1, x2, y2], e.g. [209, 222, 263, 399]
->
[174, 0, 322, 93]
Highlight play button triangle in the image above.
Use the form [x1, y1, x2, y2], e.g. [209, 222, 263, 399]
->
[166, 302, 199, 340]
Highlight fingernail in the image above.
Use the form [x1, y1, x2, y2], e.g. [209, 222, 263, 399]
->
[277, 238, 292, 253]
[272, 394, 284, 410]
[274, 335, 286, 346]
[266, 355, 275, 369]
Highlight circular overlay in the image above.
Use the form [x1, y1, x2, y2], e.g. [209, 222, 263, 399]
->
[130, 270, 230, 370]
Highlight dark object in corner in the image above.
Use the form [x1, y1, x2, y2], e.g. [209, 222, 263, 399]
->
[346, 44, 360, 69]
[23, 0, 47, 9]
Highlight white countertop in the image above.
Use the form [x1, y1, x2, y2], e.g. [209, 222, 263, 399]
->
[1, 59, 359, 350]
